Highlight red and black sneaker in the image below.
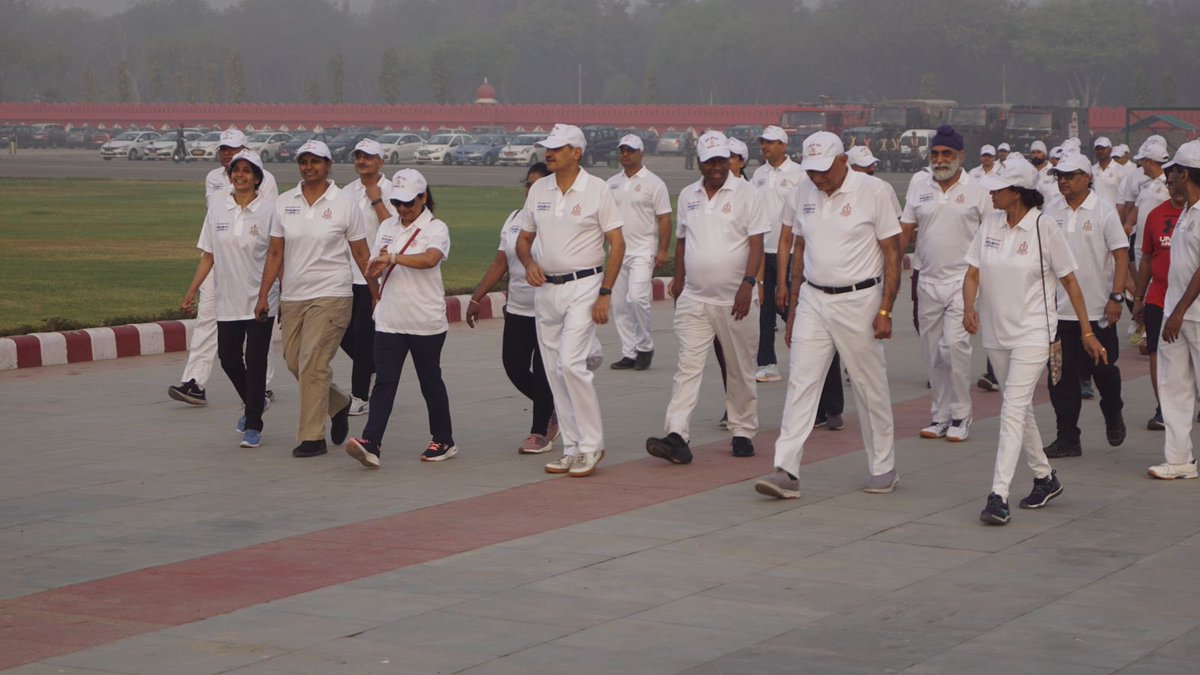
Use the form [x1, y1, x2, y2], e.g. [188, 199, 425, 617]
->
[421, 441, 459, 462]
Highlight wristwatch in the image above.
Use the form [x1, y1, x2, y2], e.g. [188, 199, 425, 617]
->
[742, 275, 757, 287]
[598, 287, 612, 296]
[1109, 292, 1125, 303]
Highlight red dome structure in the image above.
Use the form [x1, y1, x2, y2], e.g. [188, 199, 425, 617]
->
[474, 78, 498, 104]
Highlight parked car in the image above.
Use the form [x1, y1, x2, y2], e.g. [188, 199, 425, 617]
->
[617, 127, 659, 155]
[374, 132, 424, 163]
[144, 129, 204, 161]
[328, 130, 376, 163]
[0, 125, 35, 148]
[580, 126, 618, 167]
[64, 126, 102, 148]
[497, 133, 547, 166]
[725, 125, 765, 164]
[277, 132, 332, 163]
[246, 131, 292, 162]
[189, 131, 223, 160]
[415, 133, 472, 165]
[657, 131, 689, 156]
[99, 130, 162, 160]
[450, 134, 510, 165]
[30, 124, 67, 148]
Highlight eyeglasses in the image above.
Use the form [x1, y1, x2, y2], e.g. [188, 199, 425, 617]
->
[1054, 171, 1086, 181]
[391, 196, 420, 208]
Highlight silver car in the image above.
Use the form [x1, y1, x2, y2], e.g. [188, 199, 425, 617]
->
[99, 130, 162, 161]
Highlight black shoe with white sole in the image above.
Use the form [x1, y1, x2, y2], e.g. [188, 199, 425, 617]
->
[645, 432, 693, 464]
[1019, 470, 1063, 509]
[168, 379, 207, 405]
[980, 492, 1011, 525]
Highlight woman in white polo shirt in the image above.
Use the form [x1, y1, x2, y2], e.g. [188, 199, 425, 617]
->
[182, 150, 278, 449]
[464, 163, 560, 454]
[345, 169, 456, 468]
[963, 156, 1105, 526]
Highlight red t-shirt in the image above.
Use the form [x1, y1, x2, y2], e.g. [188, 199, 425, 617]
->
[1142, 199, 1183, 308]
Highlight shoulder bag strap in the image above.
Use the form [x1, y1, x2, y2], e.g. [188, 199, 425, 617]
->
[379, 227, 422, 296]
[1034, 212, 1052, 341]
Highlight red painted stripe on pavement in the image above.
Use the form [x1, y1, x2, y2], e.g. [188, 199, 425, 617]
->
[10, 335, 41, 368]
[156, 321, 188, 353]
[652, 278, 665, 301]
[63, 330, 93, 364]
[110, 325, 142, 358]
[0, 347, 1152, 669]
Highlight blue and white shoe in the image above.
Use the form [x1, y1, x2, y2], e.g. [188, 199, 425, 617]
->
[239, 429, 261, 448]
[235, 415, 247, 434]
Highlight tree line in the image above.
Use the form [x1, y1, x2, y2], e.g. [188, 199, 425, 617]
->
[1, 0, 1196, 109]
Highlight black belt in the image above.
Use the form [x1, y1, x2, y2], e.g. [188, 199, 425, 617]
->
[544, 266, 603, 285]
[809, 276, 882, 295]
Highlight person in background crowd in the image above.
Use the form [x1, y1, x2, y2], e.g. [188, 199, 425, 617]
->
[969, 145, 998, 180]
[964, 156, 1104, 525]
[847, 145, 881, 176]
[256, 140, 373, 459]
[345, 169, 456, 468]
[997, 142, 1011, 164]
[1091, 136, 1127, 207]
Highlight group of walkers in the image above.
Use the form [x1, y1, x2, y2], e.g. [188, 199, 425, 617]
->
[169, 120, 1200, 527]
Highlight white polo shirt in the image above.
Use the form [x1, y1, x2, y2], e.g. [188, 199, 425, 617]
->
[1036, 165, 1059, 203]
[1045, 192, 1127, 322]
[1091, 160, 1127, 207]
[751, 157, 805, 254]
[520, 169, 622, 275]
[901, 169, 991, 284]
[197, 194, 280, 321]
[372, 208, 450, 336]
[968, 164, 996, 180]
[499, 209, 536, 317]
[676, 175, 770, 306]
[1120, 167, 1149, 206]
[785, 169, 902, 288]
[1165, 203, 1200, 322]
[343, 175, 394, 285]
[1132, 173, 1170, 265]
[271, 181, 366, 302]
[966, 208, 1078, 350]
[205, 166, 278, 205]
[606, 166, 671, 258]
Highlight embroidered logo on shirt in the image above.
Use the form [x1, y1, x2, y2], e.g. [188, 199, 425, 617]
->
[840, 204, 852, 217]
[780, 180, 792, 189]
[955, 194, 965, 204]
[1017, 241, 1029, 255]
[634, 184, 642, 192]
[215, 221, 231, 232]
[802, 204, 816, 215]
[284, 206, 301, 215]
[984, 237, 1001, 250]
[919, 193, 935, 203]
[722, 202, 732, 214]
[322, 208, 333, 220]
[571, 203, 582, 216]
[686, 201, 701, 212]
[1082, 220, 1093, 232]
[249, 223, 260, 237]
[536, 201, 551, 212]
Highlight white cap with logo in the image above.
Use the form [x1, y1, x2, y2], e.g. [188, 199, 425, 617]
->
[229, 149, 264, 173]
[1113, 143, 1130, 158]
[998, 142, 1011, 152]
[980, 156, 1039, 191]
[1051, 151, 1092, 176]
[1134, 136, 1170, 163]
[798, 131, 845, 172]
[1164, 140, 1200, 171]
[536, 124, 587, 151]
[295, 139, 332, 161]
[618, 134, 643, 152]
[728, 137, 750, 161]
[1094, 136, 1113, 149]
[758, 125, 788, 144]
[218, 128, 248, 149]
[980, 144, 997, 156]
[353, 138, 383, 157]
[389, 168, 428, 202]
[846, 145, 879, 168]
[1049, 146, 1064, 160]
[696, 130, 731, 162]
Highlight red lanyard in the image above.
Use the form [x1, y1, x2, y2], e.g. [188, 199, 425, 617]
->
[379, 227, 421, 296]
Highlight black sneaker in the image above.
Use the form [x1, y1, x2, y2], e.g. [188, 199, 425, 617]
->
[610, 357, 637, 370]
[1080, 378, 1096, 400]
[167, 379, 207, 406]
[645, 432, 693, 464]
[977, 373, 1000, 392]
[345, 438, 381, 469]
[421, 441, 458, 462]
[265, 389, 275, 401]
[1147, 408, 1165, 430]
[292, 439, 328, 458]
[980, 492, 1010, 525]
[330, 401, 351, 445]
[1043, 438, 1082, 458]
[1105, 413, 1127, 447]
[634, 350, 654, 370]
[1019, 470, 1063, 509]
[731, 436, 754, 458]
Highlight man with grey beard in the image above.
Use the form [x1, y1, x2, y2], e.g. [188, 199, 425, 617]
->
[900, 126, 992, 442]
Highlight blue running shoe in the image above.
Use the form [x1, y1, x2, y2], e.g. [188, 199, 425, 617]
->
[235, 415, 247, 434]
[239, 429, 261, 448]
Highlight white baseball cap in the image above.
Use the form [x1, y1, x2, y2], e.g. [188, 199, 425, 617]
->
[980, 144, 996, 156]
[352, 138, 383, 157]
[980, 156, 1039, 191]
[1094, 136, 1112, 148]
[228, 149, 264, 173]
[1030, 140, 1048, 154]
[799, 131, 845, 172]
[846, 145, 879, 168]
[998, 142, 1011, 152]
[1113, 143, 1130, 158]
[1062, 137, 1082, 151]
[389, 168, 428, 202]
[1164, 140, 1200, 170]
[758, 125, 788, 144]
[1049, 146, 1064, 160]
[1134, 137, 1170, 163]
[696, 130, 731, 162]
[295, 139, 332, 161]
[536, 123, 586, 151]
[1051, 151, 1092, 176]
[218, 128, 248, 149]
[618, 134, 643, 152]
[728, 137, 750, 161]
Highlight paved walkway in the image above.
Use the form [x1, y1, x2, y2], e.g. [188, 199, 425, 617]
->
[1, 285, 1197, 674]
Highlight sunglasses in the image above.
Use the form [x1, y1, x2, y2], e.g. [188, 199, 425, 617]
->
[390, 195, 421, 208]
[1054, 171, 1086, 181]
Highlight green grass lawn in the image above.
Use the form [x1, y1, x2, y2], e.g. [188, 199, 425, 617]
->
[0, 178, 528, 335]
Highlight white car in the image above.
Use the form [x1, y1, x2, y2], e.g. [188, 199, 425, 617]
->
[144, 130, 204, 161]
[190, 131, 223, 160]
[246, 132, 292, 162]
[375, 132, 425, 164]
[99, 130, 162, 161]
[414, 133, 472, 165]
[497, 134, 547, 166]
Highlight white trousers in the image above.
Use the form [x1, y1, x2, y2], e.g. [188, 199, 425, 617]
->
[182, 276, 275, 388]
[773, 284, 895, 477]
[1157, 319, 1200, 465]
[664, 294, 759, 440]
[612, 254, 655, 359]
[917, 278, 973, 422]
[535, 275, 605, 456]
[987, 345, 1053, 499]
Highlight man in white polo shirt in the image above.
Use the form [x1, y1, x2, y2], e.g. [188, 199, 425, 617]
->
[607, 133, 671, 371]
[901, 125, 991, 443]
[517, 123, 625, 478]
[1149, 140, 1200, 480]
[1124, 137, 1170, 267]
[1042, 151, 1129, 459]
[645, 131, 768, 464]
[1091, 136, 1126, 207]
[969, 145, 998, 180]
[169, 128, 279, 406]
[1030, 140, 1058, 203]
[996, 142, 1011, 164]
[751, 125, 804, 383]
[847, 145, 881, 176]
[754, 131, 903, 498]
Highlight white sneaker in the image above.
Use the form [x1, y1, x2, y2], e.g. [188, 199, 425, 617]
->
[1147, 461, 1198, 480]
[569, 449, 605, 477]
[756, 364, 782, 382]
[348, 396, 369, 417]
[920, 421, 950, 439]
[545, 454, 575, 474]
[946, 418, 970, 442]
